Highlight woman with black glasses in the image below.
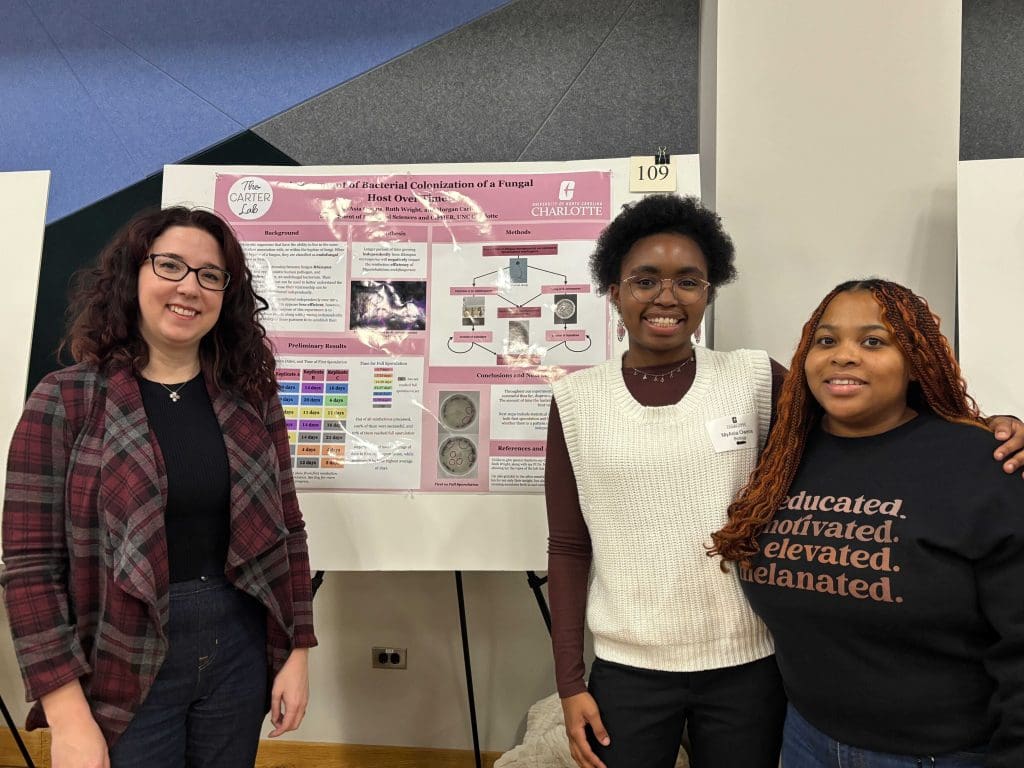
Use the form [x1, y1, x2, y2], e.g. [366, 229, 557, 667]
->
[2, 206, 317, 768]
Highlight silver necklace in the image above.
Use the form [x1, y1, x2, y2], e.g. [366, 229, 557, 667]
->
[158, 378, 192, 403]
[624, 354, 694, 383]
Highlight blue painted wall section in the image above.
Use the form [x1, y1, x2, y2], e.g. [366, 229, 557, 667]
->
[2, 0, 512, 221]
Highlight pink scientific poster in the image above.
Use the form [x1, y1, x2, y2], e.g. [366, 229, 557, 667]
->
[213, 169, 617, 493]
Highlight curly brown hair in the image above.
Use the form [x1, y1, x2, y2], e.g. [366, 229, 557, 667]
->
[709, 278, 988, 567]
[62, 206, 277, 405]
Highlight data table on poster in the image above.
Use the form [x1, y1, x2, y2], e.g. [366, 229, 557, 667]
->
[279, 367, 350, 470]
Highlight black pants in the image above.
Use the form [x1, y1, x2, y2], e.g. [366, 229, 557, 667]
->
[586, 655, 786, 768]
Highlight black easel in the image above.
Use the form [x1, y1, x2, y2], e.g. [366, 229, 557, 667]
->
[454, 568, 551, 768]
[454, 571, 482, 768]
[525, 570, 551, 634]
[0, 691, 35, 768]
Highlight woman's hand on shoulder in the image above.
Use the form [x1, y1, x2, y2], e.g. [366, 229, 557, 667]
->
[560, 691, 609, 768]
[268, 647, 309, 737]
[989, 415, 1024, 477]
[42, 682, 109, 768]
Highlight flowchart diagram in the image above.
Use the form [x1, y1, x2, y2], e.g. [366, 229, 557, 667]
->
[429, 242, 608, 369]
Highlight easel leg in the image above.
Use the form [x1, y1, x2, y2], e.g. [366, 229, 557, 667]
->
[525, 571, 551, 634]
[0, 693, 35, 768]
[455, 571, 482, 768]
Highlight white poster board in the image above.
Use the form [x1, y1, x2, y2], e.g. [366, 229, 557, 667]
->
[164, 158, 700, 569]
[957, 159, 1024, 418]
[0, 171, 50, 514]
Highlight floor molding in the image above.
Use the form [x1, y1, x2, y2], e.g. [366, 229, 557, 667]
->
[0, 730, 501, 768]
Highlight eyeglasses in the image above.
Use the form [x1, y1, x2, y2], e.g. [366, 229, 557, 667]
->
[146, 254, 231, 292]
[621, 274, 710, 305]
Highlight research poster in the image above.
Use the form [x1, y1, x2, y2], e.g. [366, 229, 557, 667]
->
[166, 158, 700, 495]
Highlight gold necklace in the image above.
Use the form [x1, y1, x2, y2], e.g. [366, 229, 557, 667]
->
[624, 354, 694, 383]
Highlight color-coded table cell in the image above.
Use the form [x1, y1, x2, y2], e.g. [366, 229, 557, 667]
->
[325, 383, 349, 394]
[296, 457, 320, 468]
[287, 431, 297, 444]
[326, 370, 349, 382]
[301, 382, 324, 394]
[320, 457, 345, 469]
[321, 445, 345, 457]
[325, 395, 348, 406]
[324, 407, 348, 419]
[323, 420, 346, 431]
[280, 395, 299, 406]
[298, 433, 321, 444]
[282, 406, 298, 418]
[277, 369, 301, 381]
[300, 395, 324, 406]
[301, 369, 325, 381]
[297, 445, 321, 456]
[278, 382, 300, 393]
[300, 407, 324, 418]
[299, 419, 322, 430]
[285, 420, 297, 430]
[322, 432, 346, 443]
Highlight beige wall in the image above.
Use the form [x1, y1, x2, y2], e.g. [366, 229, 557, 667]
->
[711, 0, 962, 363]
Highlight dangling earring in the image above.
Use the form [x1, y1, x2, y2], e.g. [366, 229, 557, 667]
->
[693, 325, 702, 344]
[616, 317, 626, 342]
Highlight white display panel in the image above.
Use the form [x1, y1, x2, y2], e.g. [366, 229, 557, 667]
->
[957, 159, 1024, 418]
[0, 171, 50, 517]
[164, 158, 701, 570]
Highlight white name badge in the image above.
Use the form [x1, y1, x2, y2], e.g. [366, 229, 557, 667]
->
[705, 413, 758, 453]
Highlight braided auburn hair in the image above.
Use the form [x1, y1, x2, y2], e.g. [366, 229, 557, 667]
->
[709, 279, 988, 568]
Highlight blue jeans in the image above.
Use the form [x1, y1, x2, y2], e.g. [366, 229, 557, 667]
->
[109, 576, 268, 768]
[783, 703, 986, 768]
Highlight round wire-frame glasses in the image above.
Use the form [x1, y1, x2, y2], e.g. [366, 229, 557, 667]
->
[621, 274, 709, 305]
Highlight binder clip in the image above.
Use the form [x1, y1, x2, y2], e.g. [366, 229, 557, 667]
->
[655, 146, 670, 165]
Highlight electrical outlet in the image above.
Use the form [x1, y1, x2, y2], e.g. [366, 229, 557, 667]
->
[371, 646, 407, 669]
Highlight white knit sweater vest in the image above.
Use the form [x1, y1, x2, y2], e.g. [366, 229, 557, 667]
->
[551, 346, 775, 671]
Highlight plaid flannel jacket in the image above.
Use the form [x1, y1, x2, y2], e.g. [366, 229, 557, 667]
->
[1, 362, 317, 743]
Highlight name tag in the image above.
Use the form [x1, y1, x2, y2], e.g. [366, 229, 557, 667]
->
[705, 413, 758, 453]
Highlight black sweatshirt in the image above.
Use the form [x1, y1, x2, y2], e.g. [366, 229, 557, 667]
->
[741, 413, 1024, 767]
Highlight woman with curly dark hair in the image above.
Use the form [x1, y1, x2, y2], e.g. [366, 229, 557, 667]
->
[547, 193, 787, 768]
[712, 279, 1024, 767]
[547, 196, 1024, 768]
[2, 206, 317, 768]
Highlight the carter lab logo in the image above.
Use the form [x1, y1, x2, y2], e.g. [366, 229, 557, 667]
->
[227, 176, 273, 220]
[558, 180, 576, 200]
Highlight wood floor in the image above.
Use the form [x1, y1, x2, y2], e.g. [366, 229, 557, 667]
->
[0, 730, 501, 768]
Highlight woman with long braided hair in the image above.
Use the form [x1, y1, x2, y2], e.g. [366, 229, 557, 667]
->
[711, 279, 1024, 767]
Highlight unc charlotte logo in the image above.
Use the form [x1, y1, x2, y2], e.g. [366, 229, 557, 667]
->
[558, 180, 575, 201]
[227, 176, 273, 220]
